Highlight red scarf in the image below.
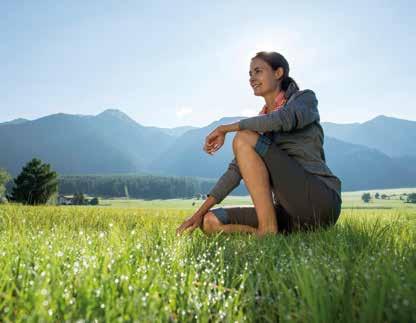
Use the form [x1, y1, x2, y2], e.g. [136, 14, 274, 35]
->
[258, 90, 287, 115]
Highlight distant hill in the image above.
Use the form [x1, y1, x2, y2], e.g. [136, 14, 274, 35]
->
[324, 137, 416, 191]
[149, 118, 416, 192]
[1, 110, 416, 192]
[148, 116, 249, 195]
[0, 110, 175, 176]
[153, 126, 197, 137]
[0, 118, 30, 126]
[322, 115, 416, 157]
[149, 116, 245, 178]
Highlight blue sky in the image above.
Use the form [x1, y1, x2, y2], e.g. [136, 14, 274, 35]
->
[1, 0, 415, 128]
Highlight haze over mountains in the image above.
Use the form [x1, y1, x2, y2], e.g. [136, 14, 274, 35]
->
[1, 110, 415, 192]
[322, 115, 416, 158]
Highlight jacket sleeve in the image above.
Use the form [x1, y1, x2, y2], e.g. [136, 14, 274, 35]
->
[238, 90, 319, 133]
[207, 157, 242, 204]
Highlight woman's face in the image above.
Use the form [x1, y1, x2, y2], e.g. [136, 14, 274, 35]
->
[249, 57, 284, 96]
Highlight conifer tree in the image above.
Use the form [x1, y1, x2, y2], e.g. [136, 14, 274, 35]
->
[11, 158, 58, 205]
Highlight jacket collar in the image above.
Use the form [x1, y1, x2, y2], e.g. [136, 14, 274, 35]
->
[259, 81, 300, 115]
[283, 81, 299, 100]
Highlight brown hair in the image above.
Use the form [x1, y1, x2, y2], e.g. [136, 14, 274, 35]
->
[252, 51, 299, 91]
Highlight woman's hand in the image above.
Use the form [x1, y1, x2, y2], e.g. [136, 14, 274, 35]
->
[176, 212, 205, 236]
[204, 126, 226, 155]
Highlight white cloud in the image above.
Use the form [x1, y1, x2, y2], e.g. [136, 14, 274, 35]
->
[176, 107, 193, 118]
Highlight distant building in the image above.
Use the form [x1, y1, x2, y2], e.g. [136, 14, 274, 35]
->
[57, 195, 73, 205]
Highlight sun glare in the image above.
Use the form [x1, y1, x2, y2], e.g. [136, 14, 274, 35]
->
[246, 40, 278, 61]
[239, 30, 316, 76]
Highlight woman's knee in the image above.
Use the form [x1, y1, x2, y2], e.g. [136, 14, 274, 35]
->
[232, 130, 259, 154]
[201, 212, 222, 234]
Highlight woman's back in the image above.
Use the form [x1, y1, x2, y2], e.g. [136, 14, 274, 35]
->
[267, 120, 341, 197]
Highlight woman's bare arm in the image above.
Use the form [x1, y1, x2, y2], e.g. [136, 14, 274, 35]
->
[176, 195, 218, 235]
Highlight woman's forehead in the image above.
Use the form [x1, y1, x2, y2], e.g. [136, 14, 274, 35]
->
[250, 58, 268, 70]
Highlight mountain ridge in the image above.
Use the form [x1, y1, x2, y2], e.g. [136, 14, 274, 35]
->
[1, 110, 415, 191]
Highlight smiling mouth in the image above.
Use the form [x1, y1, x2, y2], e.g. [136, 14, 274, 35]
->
[252, 84, 261, 89]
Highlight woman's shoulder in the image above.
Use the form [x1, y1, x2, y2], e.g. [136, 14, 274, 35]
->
[295, 88, 317, 97]
[287, 88, 318, 105]
[285, 81, 317, 100]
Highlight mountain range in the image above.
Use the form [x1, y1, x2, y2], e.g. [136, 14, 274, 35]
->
[1, 110, 415, 192]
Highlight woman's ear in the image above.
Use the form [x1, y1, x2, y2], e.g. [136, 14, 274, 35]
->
[274, 67, 284, 80]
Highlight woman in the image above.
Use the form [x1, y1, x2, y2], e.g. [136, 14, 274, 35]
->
[176, 51, 342, 237]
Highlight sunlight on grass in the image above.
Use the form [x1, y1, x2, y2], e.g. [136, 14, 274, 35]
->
[0, 202, 415, 322]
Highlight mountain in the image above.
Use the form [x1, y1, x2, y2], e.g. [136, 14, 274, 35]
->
[322, 115, 416, 157]
[0, 110, 175, 176]
[96, 109, 139, 125]
[0, 118, 30, 126]
[149, 116, 245, 178]
[324, 137, 416, 191]
[150, 117, 416, 192]
[147, 116, 249, 195]
[392, 155, 416, 172]
[153, 118, 416, 191]
[152, 126, 197, 137]
[1, 110, 416, 192]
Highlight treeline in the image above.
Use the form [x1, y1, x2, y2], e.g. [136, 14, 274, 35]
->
[361, 191, 416, 203]
[58, 175, 218, 199]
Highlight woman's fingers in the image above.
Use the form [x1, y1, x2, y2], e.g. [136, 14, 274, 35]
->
[176, 220, 191, 235]
[203, 144, 214, 155]
[204, 142, 222, 155]
[176, 216, 199, 235]
[205, 130, 220, 144]
[203, 142, 217, 154]
[177, 224, 189, 235]
[204, 130, 225, 155]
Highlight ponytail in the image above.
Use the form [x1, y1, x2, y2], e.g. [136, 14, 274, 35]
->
[281, 76, 299, 92]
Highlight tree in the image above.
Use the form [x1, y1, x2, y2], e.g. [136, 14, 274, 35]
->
[72, 192, 86, 205]
[0, 168, 11, 198]
[375, 192, 380, 199]
[361, 192, 371, 203]
[406, 193, 416, 204]
[10, 158, 58, 205]
[90, 197, 99, 205]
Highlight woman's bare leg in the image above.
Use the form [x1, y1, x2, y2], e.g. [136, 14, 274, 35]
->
[234, 130, 278, 233]
[202, 212, 257, 234]
[201, 130, 278, 235]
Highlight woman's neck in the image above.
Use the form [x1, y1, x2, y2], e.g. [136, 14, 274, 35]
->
[263, 86, 282, 111]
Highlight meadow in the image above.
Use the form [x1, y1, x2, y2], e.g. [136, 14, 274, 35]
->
[0, 189, 415, 322]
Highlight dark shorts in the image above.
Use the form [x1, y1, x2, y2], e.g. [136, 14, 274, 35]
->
[210, 133, 342, 234]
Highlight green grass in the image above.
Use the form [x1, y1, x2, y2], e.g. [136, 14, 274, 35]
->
[0, 191, 415, 322]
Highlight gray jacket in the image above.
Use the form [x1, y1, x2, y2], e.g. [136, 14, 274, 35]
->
[207, 82, 341, 204]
